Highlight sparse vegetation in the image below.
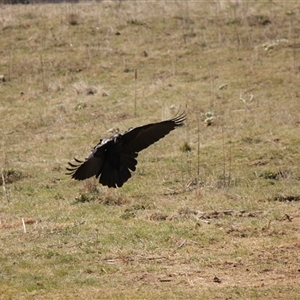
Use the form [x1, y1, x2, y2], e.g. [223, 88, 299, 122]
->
[1, 1, 300, 299]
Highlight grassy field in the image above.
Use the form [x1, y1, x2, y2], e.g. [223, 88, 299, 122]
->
[1, 1, 300, 299]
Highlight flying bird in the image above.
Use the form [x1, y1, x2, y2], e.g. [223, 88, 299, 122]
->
[67, 112, 186, 188]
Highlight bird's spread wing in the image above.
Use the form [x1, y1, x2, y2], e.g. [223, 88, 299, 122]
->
[121, 112, 186, 153]
[66, 143, 105, 180]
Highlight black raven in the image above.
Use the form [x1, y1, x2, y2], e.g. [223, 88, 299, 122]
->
[67, 112, 186, 188]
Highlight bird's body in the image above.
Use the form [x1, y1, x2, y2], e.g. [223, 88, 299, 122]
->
[67, 112, 186, 188]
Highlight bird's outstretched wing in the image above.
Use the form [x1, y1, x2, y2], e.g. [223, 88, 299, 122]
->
[121, 112, 186, 153]
[66, 143, 105, 181]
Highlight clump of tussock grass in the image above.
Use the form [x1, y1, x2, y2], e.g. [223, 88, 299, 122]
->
[72, 80, 107, 97]
[0, 169, 25, 185]
[180, 141, 192, 152]
[66, 11, 80, 26]
[47, 80, 65, 93]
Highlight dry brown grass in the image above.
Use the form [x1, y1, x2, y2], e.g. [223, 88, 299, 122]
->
[1, 1, 300, 299]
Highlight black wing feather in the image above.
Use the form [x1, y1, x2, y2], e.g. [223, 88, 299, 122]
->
[66, 156, 103, 180]
[66, 143, 105, 181]
[121, 112, 186, 153]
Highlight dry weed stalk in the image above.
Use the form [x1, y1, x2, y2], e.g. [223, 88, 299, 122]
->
[1, 168, 10, 203]
[21, 218, 26, 233]
[134, 68, 137, 117]
[220, 114, 232, 188]
[8, 50, 12, 82]
[196, 111, 200, 183]
[40, 55, 47, 92]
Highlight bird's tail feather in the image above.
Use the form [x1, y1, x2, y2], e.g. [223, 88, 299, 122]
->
[99, 153, 137, 188]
